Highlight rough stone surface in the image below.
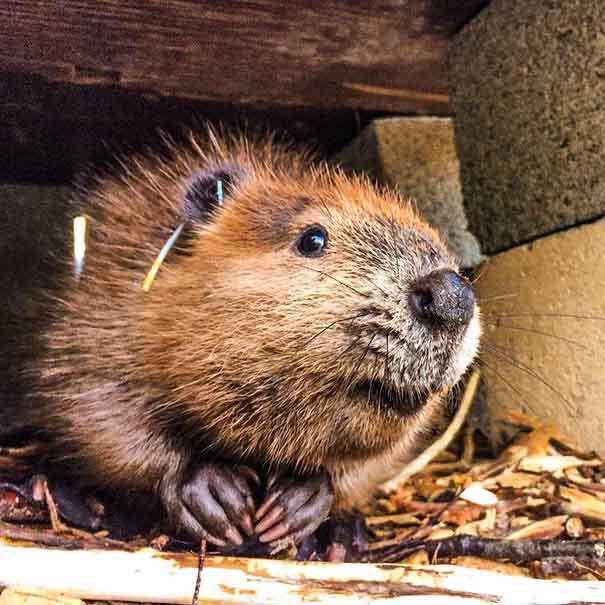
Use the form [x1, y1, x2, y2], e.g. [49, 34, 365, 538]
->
[450, 0, 605, 254]
[333, 117, 483, 268]
[476, 219, 605, 455]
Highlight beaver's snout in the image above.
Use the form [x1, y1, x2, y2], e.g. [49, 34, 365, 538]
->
[408, 269, 475, 328]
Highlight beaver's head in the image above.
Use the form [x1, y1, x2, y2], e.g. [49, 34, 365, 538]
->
[73, 135, 481, 473]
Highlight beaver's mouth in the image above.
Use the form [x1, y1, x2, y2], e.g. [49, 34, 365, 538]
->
[349, 380, 431, 416]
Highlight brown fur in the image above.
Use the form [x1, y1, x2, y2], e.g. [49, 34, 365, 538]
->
[15, 131, 480, 522]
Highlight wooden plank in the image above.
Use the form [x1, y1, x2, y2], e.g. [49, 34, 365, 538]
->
[0, 71, 373, 183]
[2, 540, 605, 604]
[1, 0, 489, 115]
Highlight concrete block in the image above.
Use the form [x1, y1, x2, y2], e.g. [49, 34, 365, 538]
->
[451, 0, 605, 253]
[333, 117, 483, 268]
[476, 219, 605, 455]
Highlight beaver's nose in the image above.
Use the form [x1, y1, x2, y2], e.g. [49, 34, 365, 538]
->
[409, 269, 475, 328]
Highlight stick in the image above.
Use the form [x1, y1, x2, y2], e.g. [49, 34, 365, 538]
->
[382, 369, 481, 491]
[0, 521, 134, 552]
[369, 535, 605, 565]
[190, 538, 206, 605]
[1, 539, 604, 605]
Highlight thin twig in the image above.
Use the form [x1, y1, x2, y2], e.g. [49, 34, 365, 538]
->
[370, 535, 605, 566]
[0, 520, 134, 551]
[191, 537, 207, 605]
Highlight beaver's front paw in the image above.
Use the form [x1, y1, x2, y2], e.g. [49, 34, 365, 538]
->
[162, 463, 255, 546]
[254, 470, 334, 545]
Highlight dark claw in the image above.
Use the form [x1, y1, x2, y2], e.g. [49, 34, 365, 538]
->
[162, 463, 255, 546]
[255, 485, 286, 521]
[236, 465, 261, 487]
[254, 470, 334, 545]
[255, 503, 285, 534]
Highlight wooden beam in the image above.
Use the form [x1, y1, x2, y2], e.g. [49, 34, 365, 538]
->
[1, 540, 604, 604]
[2, 1, 488, 115]
[0, 72, 374, 183]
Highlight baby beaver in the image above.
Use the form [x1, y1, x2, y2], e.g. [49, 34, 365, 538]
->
[7, 132, 480, 547]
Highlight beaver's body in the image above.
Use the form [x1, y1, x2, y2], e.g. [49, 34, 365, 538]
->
[4, 133, 480, 546]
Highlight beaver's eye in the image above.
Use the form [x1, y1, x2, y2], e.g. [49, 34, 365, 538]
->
[297, 225, 328, 257]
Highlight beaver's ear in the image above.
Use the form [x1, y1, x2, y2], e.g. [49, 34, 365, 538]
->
[183, 163, 248, 223]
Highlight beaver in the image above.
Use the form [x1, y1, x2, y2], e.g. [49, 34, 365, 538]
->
[3, 132, 480, 548]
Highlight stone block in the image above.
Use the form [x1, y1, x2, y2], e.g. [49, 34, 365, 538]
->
[333, 117, 482, 267]
[451, 0, 605, 253]
[476, 219, 605, 455]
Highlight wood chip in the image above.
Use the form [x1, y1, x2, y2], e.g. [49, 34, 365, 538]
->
[426, 527, 455, 541]
[455, 520, 482, 536]
[496, 471, 541, 489]
[559, 486, 605, 523]
[459, 483, 499, 506]
[519, 455, 601, 474]
[506, 516, 568, 540]
[566, 517, 586, 539]
[365, 513, 419, 527]
[480, 508, 497, 533]
[451, 556, 530, 576]
[472, 446, 529, 480]
[401, 549, 429, 565]
[441, 502, 484, 526]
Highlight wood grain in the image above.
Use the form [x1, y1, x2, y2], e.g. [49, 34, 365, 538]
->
[1, 0, 488, 114]
[2, 539, 605, 604]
